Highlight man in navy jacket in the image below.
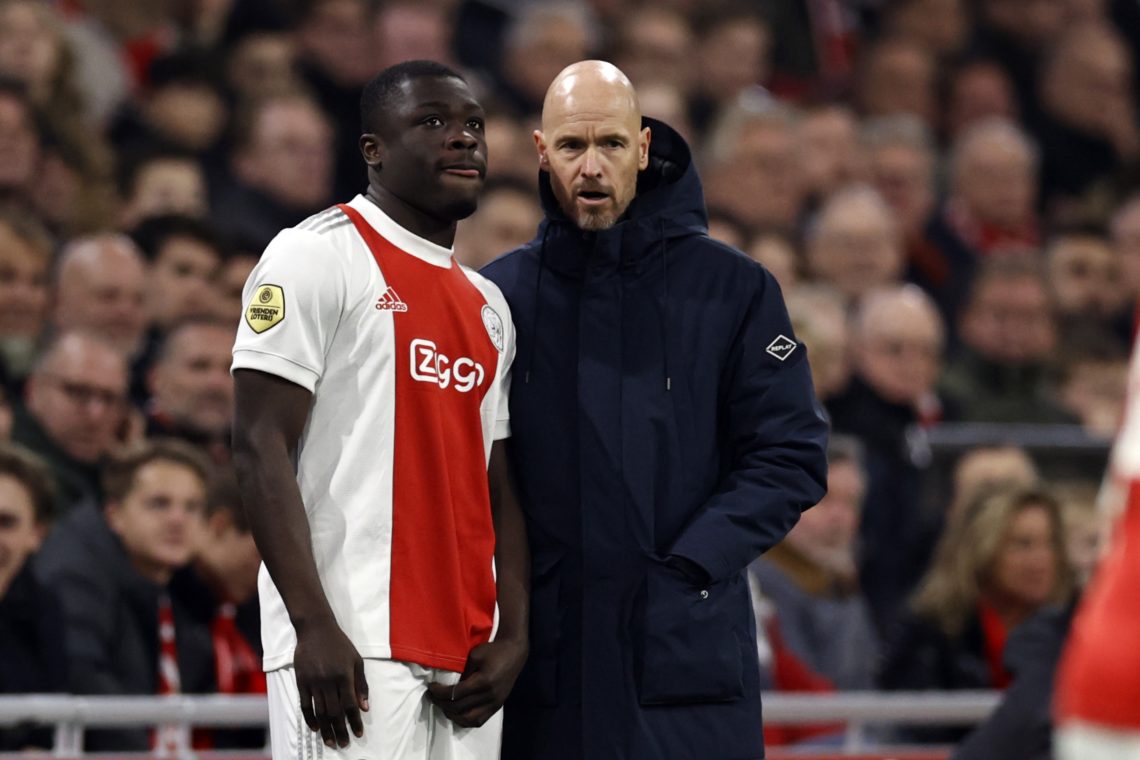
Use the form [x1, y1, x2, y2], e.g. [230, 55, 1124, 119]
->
[481, 61, 829, 759]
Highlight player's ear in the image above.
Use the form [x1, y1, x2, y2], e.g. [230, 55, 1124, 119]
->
[534, 130, 549, 170]
[638, 126, 651, 171]
[360, 133, 387, 170]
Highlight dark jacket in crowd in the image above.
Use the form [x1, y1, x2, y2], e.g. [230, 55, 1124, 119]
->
[952, 603, 1076, 760]
[10, 405, 102, 518]
[0, 561, 68, 750]
[482, 118, 829, 760]
[827, 377, 942, 636]
[940, 348, 1079, 425]
[36, 505, 216, 752]
[879, 610, 993, 744]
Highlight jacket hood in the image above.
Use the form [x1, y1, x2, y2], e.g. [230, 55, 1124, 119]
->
[536, 116, 707, 243]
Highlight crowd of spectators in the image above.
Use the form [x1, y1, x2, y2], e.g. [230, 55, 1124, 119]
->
[0, 0, 1137, 751]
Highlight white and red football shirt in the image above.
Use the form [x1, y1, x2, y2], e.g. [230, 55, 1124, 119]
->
[1055, 330, 1140, 730]
[231, 194, 515, 674]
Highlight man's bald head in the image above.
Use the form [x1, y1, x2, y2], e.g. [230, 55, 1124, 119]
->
[536, 61, 651, 231]
[541, 61, 642, 133]
[53, 235, 148, 356]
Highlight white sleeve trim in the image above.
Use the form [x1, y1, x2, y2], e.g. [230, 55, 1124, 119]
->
[232, 348, 320, 393]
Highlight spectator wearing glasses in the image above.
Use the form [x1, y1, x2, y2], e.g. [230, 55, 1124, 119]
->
[12, 331, 128, 515]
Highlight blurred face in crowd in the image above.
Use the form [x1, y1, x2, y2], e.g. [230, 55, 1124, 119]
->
[145, 81, 227, 153]
[1111, 198, 1140, 298]
[615, 7, 692, 93]
[637, 83, 693, 143]
[858, 40, 937, 127]
[148, 235, 221, 330]
[375, 2, 451, 70]
[536, 62, 650, 232]
[0, 91, 38, 192]
[1061, 358, 1128, 436]
[198, 507, 261, 603]
[706, 119, 804, 232]
[53, 236, 148, 357]
[953, 125, 1037, 230]
[26, 333, 128, 464]
[789, 293, 850, 401]
[150, 323, 235, 437]
[807, 189, 904, 301]
[856, 288, 944, 406]
[0, 472, 41, 597]
[106, 459, 205, 584]
[484, 115, 538, 184]
[120, 158, 209, 228]
[961, 273, 1055, 364]
[952, 446, 1038, 517]
[297, 0, 375, 87]
[987, 502, 1060, 610]
[214, 253, 257, 324]
[787, 458, 864, 558]
[1042, 24, 1133, 137]
[236, 97, 334, 210]
[0, 0, 62, 103]
[982, 0, 1066, 50]
[801, 106, 864, 199]
[867, 141, 935, 238]
[504, 11, 591, 110]
[695, 15, 770, 104]
[746, 234, 799, 293]
[1047, 234, 1128, 319]
[227, 32, 298, 101]
[946, 62, 1018, 141]
[883, 0, 969, 58]
[0, 220, 48, 338]
[455, 185, 542, 269]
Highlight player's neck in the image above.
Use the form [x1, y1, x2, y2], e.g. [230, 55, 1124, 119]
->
[365, 185, 457, 248]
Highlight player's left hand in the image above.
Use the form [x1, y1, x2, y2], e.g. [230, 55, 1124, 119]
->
[426, 638, 528, 728]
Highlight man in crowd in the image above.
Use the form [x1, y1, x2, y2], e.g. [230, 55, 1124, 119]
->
[13, 331, 129, 514]
[0, 443, 65, 750]
[828, 284, 948, 634]
[146, 319, 235, 462]
[37, 439, 215, 751]
[482, 60, 828, 760]
[51, 234, 149, 359]
[232, 60, 527, 759]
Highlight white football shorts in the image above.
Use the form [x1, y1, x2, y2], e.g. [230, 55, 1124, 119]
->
[267, 659, 503, 760]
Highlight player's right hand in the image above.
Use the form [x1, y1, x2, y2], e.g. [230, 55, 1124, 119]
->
[294, 617, 369, 748]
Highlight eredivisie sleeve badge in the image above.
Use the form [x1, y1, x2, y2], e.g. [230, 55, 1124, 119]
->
[246, 284, 285, 333]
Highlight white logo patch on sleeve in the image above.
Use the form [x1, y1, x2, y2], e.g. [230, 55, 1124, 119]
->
[766, 334, 797, 361]
[482, 304, 505, 352]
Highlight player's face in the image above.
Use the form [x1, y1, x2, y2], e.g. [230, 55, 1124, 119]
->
[374, 76, 487, 222]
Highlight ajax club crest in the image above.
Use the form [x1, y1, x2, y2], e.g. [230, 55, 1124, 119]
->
[481, 305, 504, 352]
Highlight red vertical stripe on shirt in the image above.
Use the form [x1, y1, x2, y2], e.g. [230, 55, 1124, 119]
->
[339, 204, 500, 672]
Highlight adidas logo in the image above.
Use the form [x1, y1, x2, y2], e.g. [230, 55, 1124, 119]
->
[375, 287, 408, 312]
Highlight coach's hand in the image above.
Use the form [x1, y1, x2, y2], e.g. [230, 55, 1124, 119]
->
[294, 616, 369, 748]
[427, 638, 528, 728]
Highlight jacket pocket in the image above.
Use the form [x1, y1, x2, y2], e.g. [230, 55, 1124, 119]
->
[636, 562, 745, 704]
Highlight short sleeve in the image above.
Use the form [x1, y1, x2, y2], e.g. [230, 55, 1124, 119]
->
[493, 300, 516, 440]
[231, 228, 347, 392]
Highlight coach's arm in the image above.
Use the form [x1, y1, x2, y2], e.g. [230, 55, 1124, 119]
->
[233, 368, 368, 750]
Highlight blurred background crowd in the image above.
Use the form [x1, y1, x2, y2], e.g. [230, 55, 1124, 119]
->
[0, 0, 1137, 752]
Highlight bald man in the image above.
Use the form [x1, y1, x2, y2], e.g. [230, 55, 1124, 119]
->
[52, 235, 149, 358]
[829, 285, 948, 633]
[481, 61, 828, 760]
